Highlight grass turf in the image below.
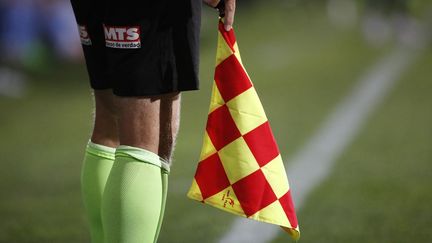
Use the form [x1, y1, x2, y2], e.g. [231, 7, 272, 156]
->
[272, 40, 432, 243]
[1, 2, 422, 243]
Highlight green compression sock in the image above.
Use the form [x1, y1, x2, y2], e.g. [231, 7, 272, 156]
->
[153, 159, 170, 243]
[81, 141, 115, 243]
[102, 146, 169, 243]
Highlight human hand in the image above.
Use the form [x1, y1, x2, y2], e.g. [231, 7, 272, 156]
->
[203, 0, 236, 31]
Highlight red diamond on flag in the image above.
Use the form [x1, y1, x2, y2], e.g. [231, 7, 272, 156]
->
[215, 55, 253, 102]
[195, 153, 231, 200]
[232, 169, 277, 217]
[279, 191, 299, 228]
[243, 122, 280, 167]
[206, 104, 242, 150]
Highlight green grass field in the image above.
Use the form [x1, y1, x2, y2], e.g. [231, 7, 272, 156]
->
[276, 49, 432, 243]
[1, 2, 431, 243]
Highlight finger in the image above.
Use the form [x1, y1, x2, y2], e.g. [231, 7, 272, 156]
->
[224, 0, 235, 31]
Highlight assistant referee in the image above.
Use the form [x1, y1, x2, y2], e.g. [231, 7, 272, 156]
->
[69, 0, 235, 242]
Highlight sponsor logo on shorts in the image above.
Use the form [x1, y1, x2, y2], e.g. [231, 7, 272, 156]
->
[103, 25, 141, 49]
[78, 25, 92, 46]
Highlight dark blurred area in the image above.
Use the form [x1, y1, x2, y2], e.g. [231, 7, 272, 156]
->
[0, 0, 430, 98]
[0, 0, 81, 65]
[360, 0, 429, 47]
[0, 0, 81, 97]
[0, 0, 430, 64]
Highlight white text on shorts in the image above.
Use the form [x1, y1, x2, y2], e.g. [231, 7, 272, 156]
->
[103, 25, 141, 49]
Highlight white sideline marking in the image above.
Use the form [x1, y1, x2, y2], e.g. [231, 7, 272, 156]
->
[218, 46, 420, 243]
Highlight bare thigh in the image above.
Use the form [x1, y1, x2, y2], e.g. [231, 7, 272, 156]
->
[159, 93, 181, 162]
[91, 90, 119, 148]
[115, 92, 181, 161]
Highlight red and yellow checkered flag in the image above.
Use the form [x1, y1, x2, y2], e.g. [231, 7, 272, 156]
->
[187, 21, 300, 240]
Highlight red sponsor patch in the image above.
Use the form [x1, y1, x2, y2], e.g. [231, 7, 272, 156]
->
[103, 25, 141, 49]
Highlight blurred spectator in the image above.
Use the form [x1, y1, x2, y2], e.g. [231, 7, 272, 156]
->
[327, 0, 359, 29]
[361, 0, 426, 48]
[365, 0, 409, 15]
[0, 0, 81, 67]
[40, 0, 82, 60]
[0, 0, 81, 98]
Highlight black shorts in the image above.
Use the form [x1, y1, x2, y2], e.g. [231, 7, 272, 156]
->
[70, 0, 201, 96]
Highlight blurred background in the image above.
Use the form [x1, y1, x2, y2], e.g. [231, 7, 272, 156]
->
[0, 0, 431, 242]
